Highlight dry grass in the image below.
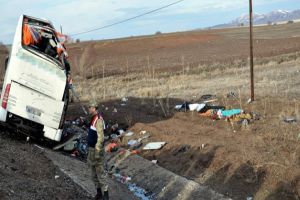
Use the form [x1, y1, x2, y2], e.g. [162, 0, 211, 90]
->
[74, 52, 300, 103]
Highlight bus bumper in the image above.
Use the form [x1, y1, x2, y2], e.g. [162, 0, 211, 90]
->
[43, 126, 62, 142]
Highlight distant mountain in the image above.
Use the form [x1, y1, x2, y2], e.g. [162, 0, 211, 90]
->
[212, 9, 300, 28]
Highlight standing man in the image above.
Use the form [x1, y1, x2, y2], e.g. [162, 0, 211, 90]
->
[87, 100, 109, 200]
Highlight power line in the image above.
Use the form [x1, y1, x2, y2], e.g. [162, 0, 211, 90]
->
[70, 0, 185, 37]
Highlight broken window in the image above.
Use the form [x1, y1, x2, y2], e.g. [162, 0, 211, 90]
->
[22, 17, 67, 68]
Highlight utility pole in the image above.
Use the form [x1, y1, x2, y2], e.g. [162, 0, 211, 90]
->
[249, 0, 254, 101]
[60, 25, 63, 34]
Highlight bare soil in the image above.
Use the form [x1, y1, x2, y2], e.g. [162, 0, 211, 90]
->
[67, 96, 300, 200]
[0, 131, 92, 200]
[66, 23, 300, 78]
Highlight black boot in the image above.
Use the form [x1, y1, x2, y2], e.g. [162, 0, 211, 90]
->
[103, 190, 109, 200]
[94, 188, 103, 200]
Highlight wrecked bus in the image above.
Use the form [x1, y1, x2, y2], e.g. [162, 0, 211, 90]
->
[0, 15, 69, 142]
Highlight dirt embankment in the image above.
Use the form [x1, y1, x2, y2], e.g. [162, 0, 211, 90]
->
[67, 96, 300, 200]
[0, 132, 92, 200]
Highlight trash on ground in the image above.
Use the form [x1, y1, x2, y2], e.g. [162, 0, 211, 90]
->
[113, 173, 132, 183]
[140, 130, 147, 135]
[113, 172, 155, 200]
[284, 117, 297, 124]
[173, 145, 190, 156]
[151, 160, 158, 164]
[121, 97, 128, 102]
[63, 141, 77, 151]
[218, 109, 243, 118]
[200, 94, 217, 101]
[175, 102, 225, 113]
[54, 175, 60, 179]
[53, 121, 89, 158]
[174, 102, 190, 111]
[113, 108, 118, 113]
[227, 91, 238, 98]
[125, 131, 135, 137]
[128, 140, 138, 147]
[131, 150, 139, 155]
[127, 139, 143, 150]
[127, 183, 155, 200]
[188, 103, 206, 112]
[174, 96, 260, 130]
[105, 143, 119, 153]
[34, 144, 44, 151]
[143, 142, 166, 150]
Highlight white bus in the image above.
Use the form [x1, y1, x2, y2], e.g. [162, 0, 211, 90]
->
[0, 15, 69, 142]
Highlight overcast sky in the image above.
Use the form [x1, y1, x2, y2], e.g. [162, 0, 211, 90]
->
[0, 0, 299, 44]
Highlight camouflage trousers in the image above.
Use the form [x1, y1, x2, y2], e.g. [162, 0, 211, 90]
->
[87, 147, 108, 192]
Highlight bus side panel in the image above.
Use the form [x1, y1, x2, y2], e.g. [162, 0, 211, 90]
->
[8, 48, 66, 101]
[7, 82, 65, 129]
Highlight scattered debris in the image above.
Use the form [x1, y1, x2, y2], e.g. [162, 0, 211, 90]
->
[63, 141, 77, 151]
[201, 143, 206, 149]
[140, 130, 147, 135]
[173, 145, 191, 156]
[127, 183, 155, 200]
[151, 160, 158, 164]
[121, 97, 129, 102]
[128, 140, 138, 147]
[54, 175, 60, 179]
[118, 129, 125, 135]
[200, 94, 217, 101]
[53, 123, 89, 158]
[105, 143, 119, 153]
[189, 103, 206, 112]
[175, 102, 224, 113]
[113, 173, 132, 183]
[113, 173, 155, 200]
[34, 144, 44, 151]
[125, 131, 135, 137]
[113, 108, 118, 113]
[284, 117, 297, 124]
[128, 140, 143, 150]
[218, 109, 242, 118]
[227, 91, 238, 98]
[143, 142, 166, 150]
